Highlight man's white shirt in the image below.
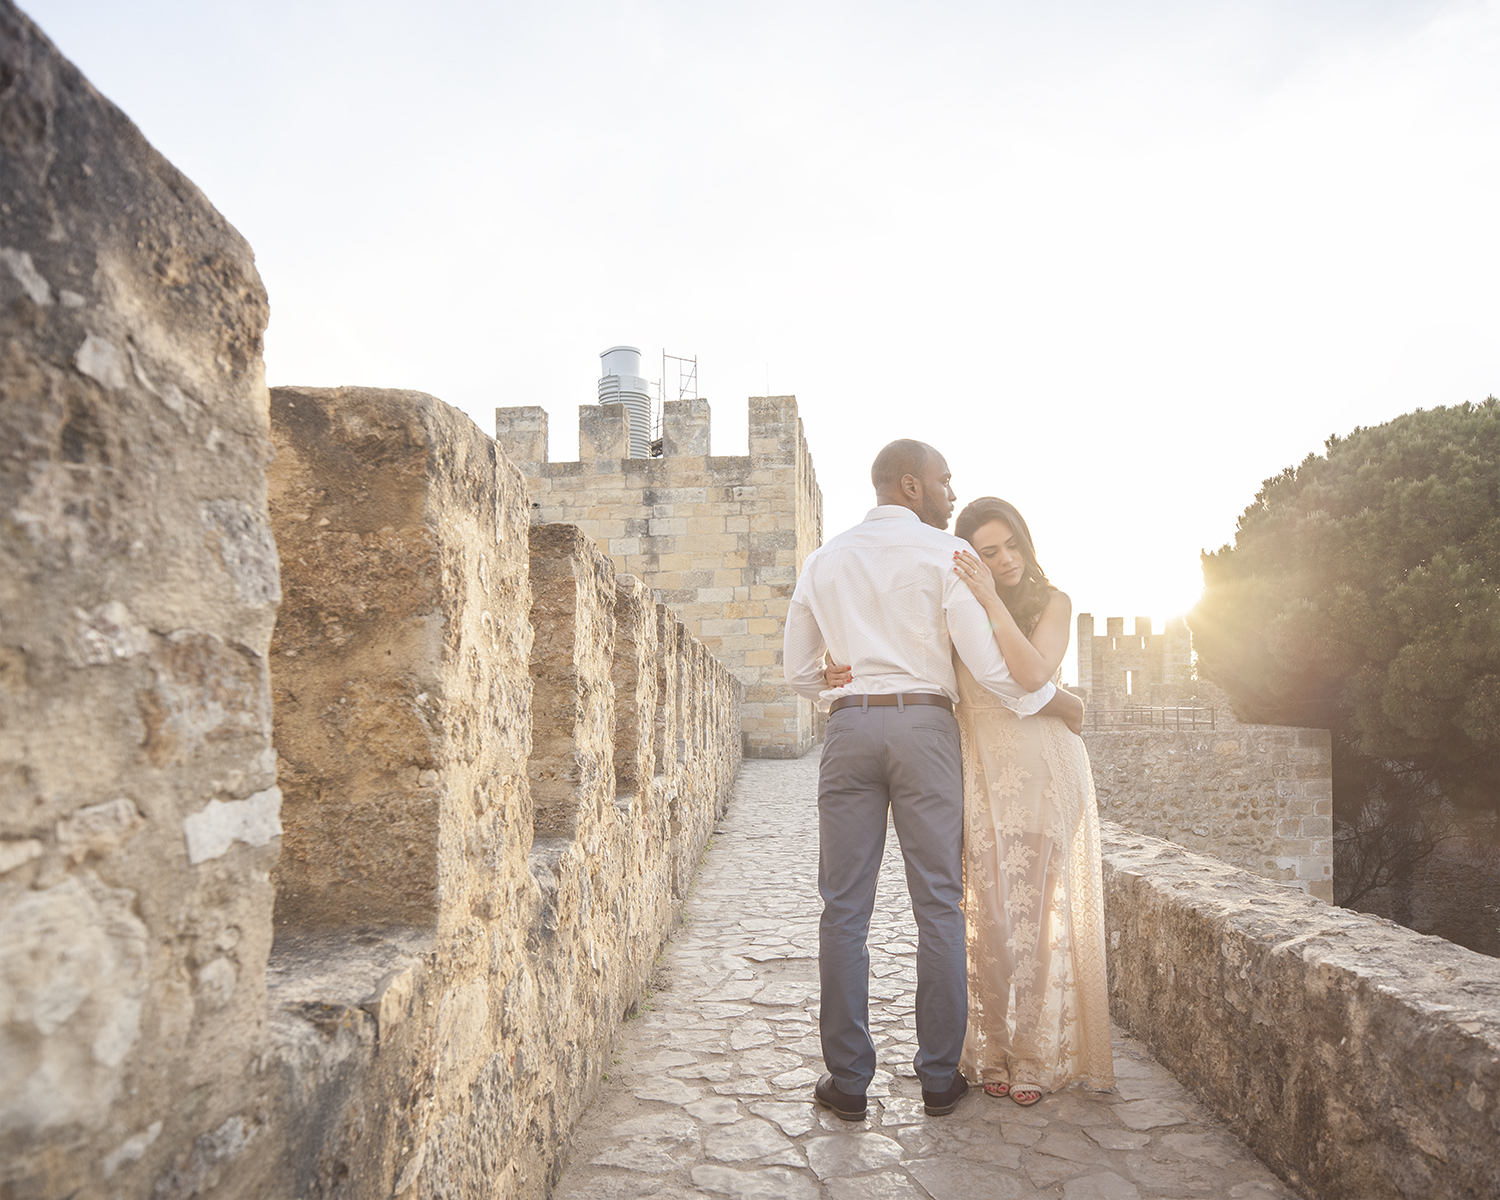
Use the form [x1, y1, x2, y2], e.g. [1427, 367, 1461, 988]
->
[783, 506, 1057, 715]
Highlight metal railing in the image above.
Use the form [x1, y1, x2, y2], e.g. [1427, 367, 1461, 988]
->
[1084, 705, 1216, 731]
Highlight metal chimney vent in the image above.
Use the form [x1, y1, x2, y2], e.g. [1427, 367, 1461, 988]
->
[598, 345, 652, 458]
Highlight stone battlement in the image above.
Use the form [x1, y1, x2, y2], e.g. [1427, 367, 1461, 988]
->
[5, 12, 1495, 1200]
[1074, 617, 1334, 900]
[0, 12, 741, 1193]
[1075, 612, 1194, 710]
[496, 396, 822, 760]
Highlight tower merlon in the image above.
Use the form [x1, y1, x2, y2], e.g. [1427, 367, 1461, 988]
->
[495, 405, 549, 465]
[662, 397, 711, 456]
[579, 402, 632, 462]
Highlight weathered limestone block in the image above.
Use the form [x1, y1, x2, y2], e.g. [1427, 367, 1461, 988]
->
[268, 385, 533, 931]
[662, 397, 710, 456]
[1085, 723, 1334, 899]
[578, 402, 629, 462]
[493, 404, 548, 467]
[655, 603, 684, 774]
[611, 576, 657, 797]
[251, 386, 538, 1197]
[1101, 822, 1500, 1200]
[0, 6, 279, 1196]
[528, 524, 616, 840]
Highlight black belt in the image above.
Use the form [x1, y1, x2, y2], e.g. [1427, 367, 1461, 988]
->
[829, 693, 954, 714]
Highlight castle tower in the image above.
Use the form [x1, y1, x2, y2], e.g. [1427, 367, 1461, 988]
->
[496, 394, 823, 759]
[1076, 612, 1198, 711]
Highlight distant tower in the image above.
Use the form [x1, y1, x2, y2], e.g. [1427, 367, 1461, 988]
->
[598, 346, 652, 459]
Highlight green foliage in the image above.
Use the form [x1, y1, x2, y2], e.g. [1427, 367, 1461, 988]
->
[1190, 398, 1500, 806]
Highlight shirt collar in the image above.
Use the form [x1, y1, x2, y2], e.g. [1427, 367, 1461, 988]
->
[864, 505, 921, 523]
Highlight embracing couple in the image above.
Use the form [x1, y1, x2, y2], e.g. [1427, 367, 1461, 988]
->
[782, 439, 1114, 1120]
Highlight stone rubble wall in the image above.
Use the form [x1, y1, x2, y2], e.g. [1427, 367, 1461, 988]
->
[496, 394, 822, 759]
[1101, 821, 1500, 1200]
[1, 6, 281, 1196]
[1084, 715, 1334, 901]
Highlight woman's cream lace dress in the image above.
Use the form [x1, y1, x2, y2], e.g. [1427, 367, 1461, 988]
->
[955, 657, 1115, 1094]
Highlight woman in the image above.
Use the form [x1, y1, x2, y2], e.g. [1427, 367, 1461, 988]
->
[824, 496, 1113, 1106]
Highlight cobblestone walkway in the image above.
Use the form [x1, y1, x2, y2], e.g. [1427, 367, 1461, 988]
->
[555, 754, 1296, 1200]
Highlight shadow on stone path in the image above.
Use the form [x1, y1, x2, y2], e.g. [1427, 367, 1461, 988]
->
[555, 753, 1296, 1200]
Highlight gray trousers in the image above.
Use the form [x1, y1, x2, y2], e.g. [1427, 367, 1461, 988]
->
[817, 701, 966, 1094]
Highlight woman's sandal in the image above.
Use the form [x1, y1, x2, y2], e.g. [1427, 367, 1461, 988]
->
[982, 1082, 1009, 1098]
[1009, 1086, 1043, 1107]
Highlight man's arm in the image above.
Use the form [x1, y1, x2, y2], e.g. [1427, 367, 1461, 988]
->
[1038, 687, 1084, 736]
[945, 575, 1056, 715]
[783, 597, 830, 702]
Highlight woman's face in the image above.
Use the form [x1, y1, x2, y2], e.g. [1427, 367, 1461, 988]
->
[970, 519, 1026, 592]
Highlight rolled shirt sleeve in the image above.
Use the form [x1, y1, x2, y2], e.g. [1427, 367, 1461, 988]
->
[943, 574, 1056, 716]
[783, 597, 830, 702]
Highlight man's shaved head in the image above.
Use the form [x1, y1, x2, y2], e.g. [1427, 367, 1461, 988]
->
[870, 439, 955, 528]
[871, 440, 935, 493]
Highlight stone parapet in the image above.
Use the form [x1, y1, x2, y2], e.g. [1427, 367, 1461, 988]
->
[1084, 721, 1334, 900]
[496, 395, 821, 758]
[1102, 823, 1500, 1200]
[244, 388, 742, 1200]
[1, 7, 279, 1195]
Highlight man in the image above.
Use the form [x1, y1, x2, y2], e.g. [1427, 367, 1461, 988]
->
[782, 439, 1084, 1120]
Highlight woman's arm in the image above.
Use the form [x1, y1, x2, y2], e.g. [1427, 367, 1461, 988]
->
[953, 550, 1071, 691]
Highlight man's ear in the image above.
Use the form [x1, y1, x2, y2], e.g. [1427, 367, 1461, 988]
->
[900, 473, 920, 500]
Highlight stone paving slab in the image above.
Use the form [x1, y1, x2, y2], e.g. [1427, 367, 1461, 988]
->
[555, 754, 1297, 1200]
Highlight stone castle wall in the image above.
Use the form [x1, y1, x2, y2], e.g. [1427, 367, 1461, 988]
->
[1083, 707, 1334, 901]
[496, 395, 822, 759]
[1101, 824, 1500, 1199]
[1075, 616, 1334, 901]
[0, 19, 743, 1198]
[257, 387, 741, 1200]
[1, 8, 281, 1194]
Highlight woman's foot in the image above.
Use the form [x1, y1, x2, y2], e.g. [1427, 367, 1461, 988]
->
[1010, 1086, 1042, 1107]
[982, 1082, 1009, 1097]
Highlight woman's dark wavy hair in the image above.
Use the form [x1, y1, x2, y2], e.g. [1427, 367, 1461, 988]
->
[954, 496, 1054, 635]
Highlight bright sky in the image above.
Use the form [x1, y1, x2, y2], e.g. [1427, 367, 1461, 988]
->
[26, 0, 1500, 682]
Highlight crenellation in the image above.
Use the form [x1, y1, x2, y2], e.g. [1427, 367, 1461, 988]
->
[497, 393, 823, 758]
[527, 523, 618, 840]
[1076, 612, 1335, 900]
[0, 14, 287, 1194]
[0, 28, 745, 1186]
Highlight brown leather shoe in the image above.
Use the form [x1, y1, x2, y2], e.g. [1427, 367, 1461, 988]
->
[814, 1072, 868, 1121]
[922, 1073, 970, 1115]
